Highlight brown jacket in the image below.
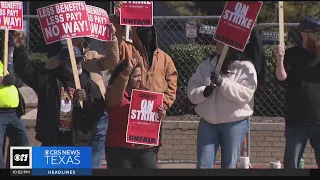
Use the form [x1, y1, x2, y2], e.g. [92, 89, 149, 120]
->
[46, 35, 119, 99]
[111, 17, 178, 110]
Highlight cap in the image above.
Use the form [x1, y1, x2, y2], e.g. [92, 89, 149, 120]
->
[298, 16, 320, 32]
[58, 46, 84, 62]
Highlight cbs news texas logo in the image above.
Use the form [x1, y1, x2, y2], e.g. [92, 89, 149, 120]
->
[10, 146, 92, 170]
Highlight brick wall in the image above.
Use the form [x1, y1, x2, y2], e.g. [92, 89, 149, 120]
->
[22, 119, 317, 165]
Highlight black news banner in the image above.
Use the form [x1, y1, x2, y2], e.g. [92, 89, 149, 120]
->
[2, 169, 319, 176]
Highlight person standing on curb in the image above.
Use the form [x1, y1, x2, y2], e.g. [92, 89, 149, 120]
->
[112, 1, 178, 158]
[13, 31, 107, 149]
[45, 24, 119, 168]
[274, 16, 320, 169]
[0, 60, 29, 169]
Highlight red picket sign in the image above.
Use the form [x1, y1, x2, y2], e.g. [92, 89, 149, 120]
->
[126, 89, 164, 146]
[37, 1, 92, 44]
[86, 5, 112, 41]
[213, 1, 263, 51]
[120, 1, 153, 27]
[0, 1, 23, 31]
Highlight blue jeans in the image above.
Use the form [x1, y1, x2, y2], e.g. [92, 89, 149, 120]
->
[89, 111, 108, 169]
[197, 119, 249, 169]
[284, 126, 320, 169]
[0, 112, 30, 168]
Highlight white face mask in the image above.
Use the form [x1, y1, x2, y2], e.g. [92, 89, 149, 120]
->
[77, 65, 83, 75]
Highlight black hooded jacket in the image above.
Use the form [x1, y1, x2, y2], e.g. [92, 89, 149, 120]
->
[244, 27, 267, 86]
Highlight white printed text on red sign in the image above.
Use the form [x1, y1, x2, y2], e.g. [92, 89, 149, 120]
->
[126, 90, 163, 146]
[120, 1, 153, 27]
[0, 1, 23, 31]
[86, 5, 111, 41]
[213, 1, 263, 52]
[37, 1, 92, 44]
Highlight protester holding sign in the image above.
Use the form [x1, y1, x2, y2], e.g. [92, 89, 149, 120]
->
[12, 31, 105, 146]
[113, 1, 178, 156]
[104, 59, 165, 168]
[187, 1, 264, 169]
[188, 40, 259, 168]
[0, 60, 29, 169]
[274, 16, 320, 169]
[45, 18, 119, 167]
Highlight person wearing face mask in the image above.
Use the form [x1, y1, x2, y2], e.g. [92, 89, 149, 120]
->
[133, 26, 177, 112]
[274, 16, 320, 169]
[45, 24, 119, 168]
[111, 1, 178, 157]
[187, 26, 265, 168]
[12, 31, 105, 146]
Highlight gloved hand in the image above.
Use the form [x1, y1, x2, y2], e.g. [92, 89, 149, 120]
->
[2, 74, 16, 86]
[203, 85, 215, 98]
[210, 72, 223, 86]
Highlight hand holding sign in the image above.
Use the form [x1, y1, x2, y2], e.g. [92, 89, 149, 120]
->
[274, 45, 285, 63]
[157, 106, 166, 118]
[74, 89, 87, 101]
[114, 1, 122, 17]
[109, 23, 116, 36]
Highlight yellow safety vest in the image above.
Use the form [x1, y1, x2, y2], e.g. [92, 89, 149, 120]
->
[0, 61, 19, 108]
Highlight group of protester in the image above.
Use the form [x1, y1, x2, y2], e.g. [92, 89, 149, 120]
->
[0, 0, 319, 169]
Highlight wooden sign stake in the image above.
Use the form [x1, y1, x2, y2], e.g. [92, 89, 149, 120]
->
[214, 45, 229, 73]
[278, 1, 285, 46]
[3, 30, 9, 76]
[66, 38, 83, 108]
[124, 25, 132, 43]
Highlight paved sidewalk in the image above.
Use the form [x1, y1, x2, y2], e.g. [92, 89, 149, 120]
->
[101, 163, 318, 169]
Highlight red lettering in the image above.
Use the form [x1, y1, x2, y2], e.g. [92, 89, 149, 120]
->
[60, 120, 72, 128]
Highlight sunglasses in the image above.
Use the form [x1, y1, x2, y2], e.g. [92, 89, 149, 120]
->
[304, 30, 320, 36]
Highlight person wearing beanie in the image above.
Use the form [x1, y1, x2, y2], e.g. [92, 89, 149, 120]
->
[275, 16, 320, 169]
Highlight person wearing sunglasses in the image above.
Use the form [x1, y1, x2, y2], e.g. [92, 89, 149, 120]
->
[274, 16, 320, 169]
